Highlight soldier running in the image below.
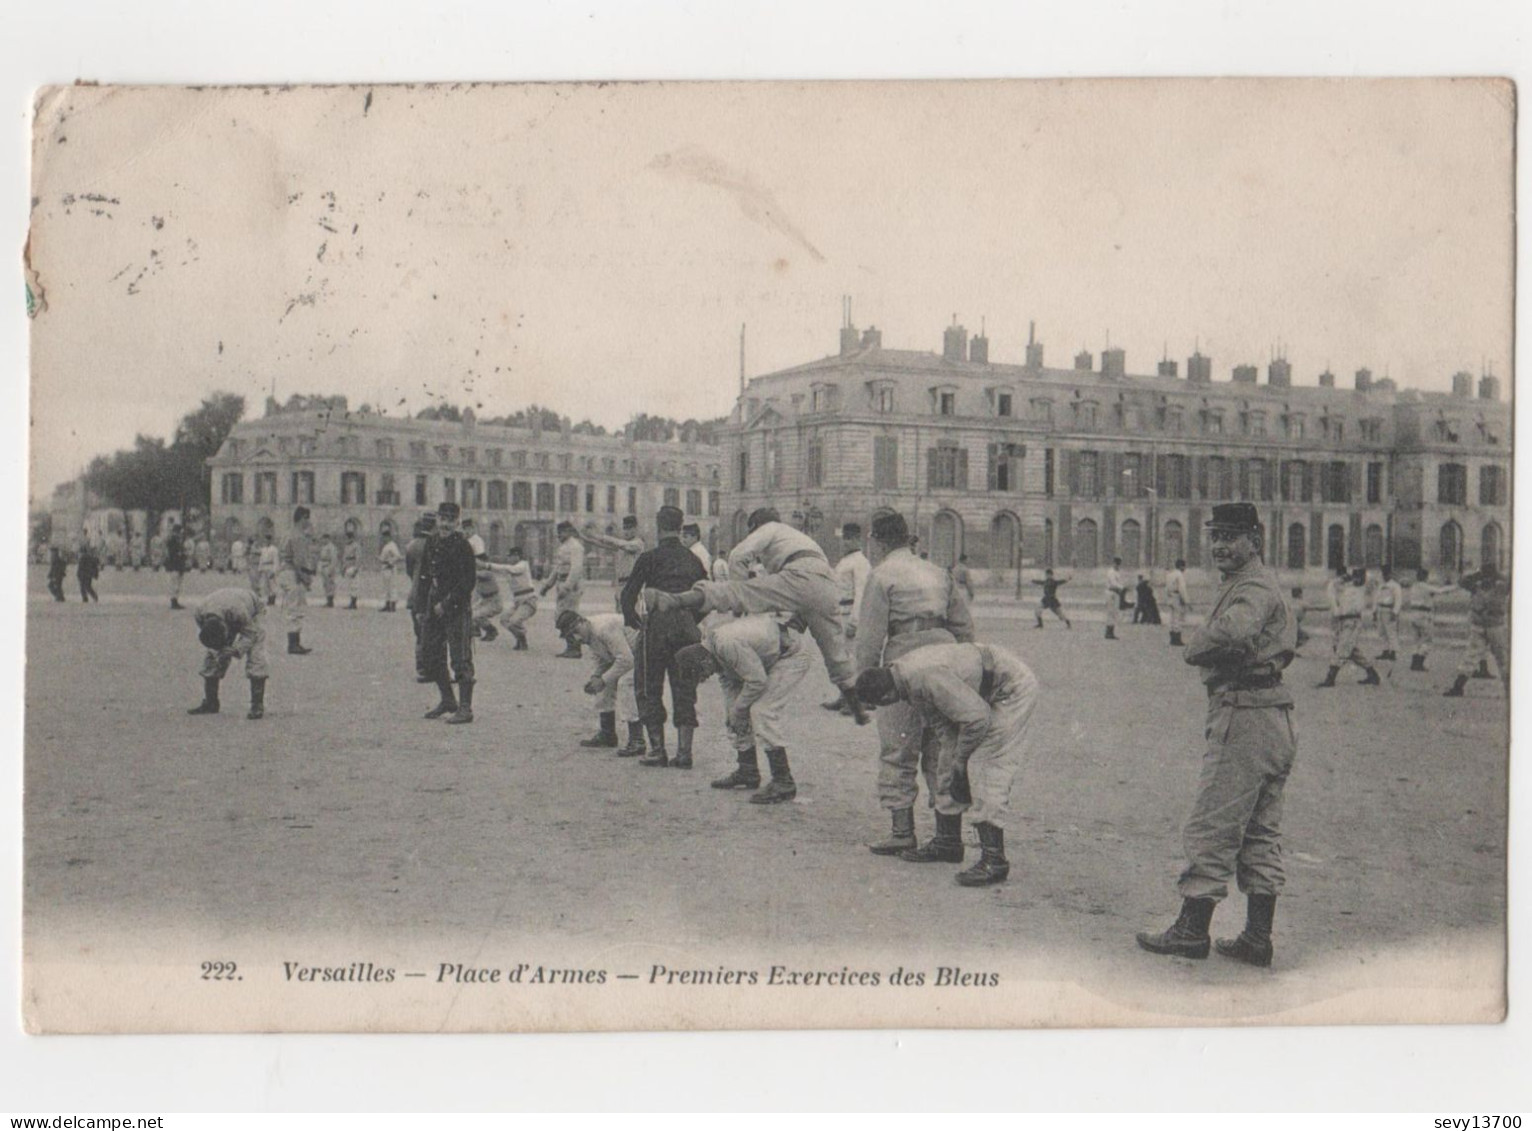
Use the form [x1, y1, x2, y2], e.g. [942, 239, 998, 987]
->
[1137, 503, 1297, 967]
[645, 506, 871, 725]
[1444, 563, 1509, 697]
[186, 587, 270, 721]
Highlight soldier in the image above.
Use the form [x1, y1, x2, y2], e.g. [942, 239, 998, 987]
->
[492, 545, 539, 652]
[622, 504, 708, 767]
[1137, 503, 1297, 967]
[557, 609, 642, 750]
[277, 507, 318, 655]
[165, 523, 190, 610]
[1164, 559, 1192, 646]
[229, 535, 247, 582]
[851, 511, 975, 856]
[1316, 569, 1382, 688]
[186, 586, 270, 720]
[256, 534, 279, 605]
[1444, 563, 1509, 697]
[46, 546, 68, 602]
[418, 501, 478, 724]
[149, 531, 166, 571]
[582, 515, 646, 597]
[341, 531, 362, 610]
[1374, 565, 1404, 661]
[76, 543, 101, 603]
[461, 518, 486, 558]
[541, 521, 586, 658]
[645, 506, 871, 726]
[404, 514, 437, 680]
[1103, 557, 1128, 640]
[471, 553, 504, 641]
[855, 641, 1039, 886]
[677, 613, 813, 804]
[680, 522, 711, 576]
[317, 534, 340, 607]
[1405, 568, 1455, 673]
[129, 531, 145, 571]
[823, 522, 872, 713]
[952, 554, 975, 603]
[1030, 569, 1072, 629]
[377, 531, 404, 612]
[196, 534, 213, 572]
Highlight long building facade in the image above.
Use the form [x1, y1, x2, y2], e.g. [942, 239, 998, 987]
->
[720, 319, 1510, 583]
[208, 401, 724, 575]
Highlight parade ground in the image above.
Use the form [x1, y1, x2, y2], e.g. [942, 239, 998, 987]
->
[23, 566, 1508, 1031]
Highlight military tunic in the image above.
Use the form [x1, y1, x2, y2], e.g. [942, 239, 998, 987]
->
[704, 614, 812, 754]
[195, 587, 270, 680]
[277, 529, 317, 630]
[584, 612, 641, 723]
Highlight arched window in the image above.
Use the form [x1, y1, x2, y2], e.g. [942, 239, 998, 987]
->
[931, 510, 963, 569]
[1327, 524, 1346, 571]
[1481, 522, 1503, 572]
[1287, 523, 1306, 571]
[1120, 519, 1142, 569]
[1075, 518, 1099, 569]
[1364, 524, 1385, 567]
[990, 512, 1019, 571]
[1162, 520, 1184, 568]
[1439, 521, 1463, 573]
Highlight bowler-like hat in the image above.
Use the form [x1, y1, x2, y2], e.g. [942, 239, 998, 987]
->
[1205, 502, 1261, 533]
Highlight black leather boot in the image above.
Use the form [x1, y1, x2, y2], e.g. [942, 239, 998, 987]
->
[1359, 667, 1382, 686]
[325, 596, 334, 608]
[1215, 893, 1276, 967]
[1136, 896, 1216, 959]
[446, 680, 474, 724]
[1105, 625, 1117, 640]
[901, 811, 965, 863]
[511, 629, 528, 651]
[480, 623, 499, 643]
[424, 677, 458, 719]
[581, 712, 619, 747]
[1315, 666, 1339, 688]
[1410, 654, 1426, 672]
[1474, 659, 1492, 679]
[616, 721, 648, 758]
[955, 822, 1010, 886]
[839, 684, 870, 726]
[1169, 631, 1184, 646]
[868, 807, 917, 855]
[637, 722, 669, 766]
[348, 597, 358, 610]
[750, 747, 796, 804]
[1444, 674, 1469, 697]
[247, 677, 266, 720]
[711, 747, 761, 789]
[187, 677, 221, 715]
[287, 632, 312, 656]
[671, 726, 695, 769]
[557, 636, 583, 659]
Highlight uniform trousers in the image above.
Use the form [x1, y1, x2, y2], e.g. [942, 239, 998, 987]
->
[1378, 609, 1400, 653]
[634, 607, 701, 729]
[555, 578, 583, 621]
[1168, 600, 1186, 633]
[420, 604, 475, 684]
[874, 628, 959, 811]
[277, 568, 308, 630]
[593, 636, 641, 723]
[1405, 610, 1435, 657]
[720, 647, 812, 753]
[926, 656, 1038, 828]
[1330, 617, 1369, 667]
[1457, 623, 1508, 680]
[344, 565, 360, 600]
[319, 566, 337, 600]
[697, 559, 853, 686]
[473, 594, 504, 634]
[1178, 694, 1297, 901]
[500, 594, 539, 634]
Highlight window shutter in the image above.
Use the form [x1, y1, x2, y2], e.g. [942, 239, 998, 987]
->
[1317, 463, 1331, 503]
[1155, 453, 1168, 497]
[1065, 450, 1079, 497]
[1195, 456, 1208, 500]
[1104, 452, 1120, 498]
[956, 448, 969, 491]
[987, 443, 998, 492]
[1262, 460, 1275, 501]
[1350, 462, 1362, 504]
[926, 448, 938, 490]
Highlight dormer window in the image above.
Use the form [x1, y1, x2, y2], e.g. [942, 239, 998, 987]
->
[1029, 398, 1053, 424]
[1285, 413, 1306, 440]
[987, 385, 1016, 418]
[931, 385, 959, 417]
[810, 382, 840, 413]
[1075, 401, 1100, 429]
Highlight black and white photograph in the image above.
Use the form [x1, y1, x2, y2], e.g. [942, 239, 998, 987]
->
[19, 75, 1514, 1041]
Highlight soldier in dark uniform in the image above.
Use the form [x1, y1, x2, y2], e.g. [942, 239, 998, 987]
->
[1137, 503, 1298, 968]
[419, 501, 478, 724]
[46, 546, 68, 601]
[404, 513, 436, 681]
[620, 504, 707, 767]
[165, 522, 190, 610]
[77, 543, 101, 603]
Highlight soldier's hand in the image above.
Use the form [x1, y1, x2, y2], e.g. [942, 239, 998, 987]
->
[432, 603, 445, 618]
[583, 675, 607, 696]
[845, 624, 857, 641]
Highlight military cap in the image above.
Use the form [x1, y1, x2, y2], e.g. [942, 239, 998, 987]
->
[1205, 502, 1261, 533]
[673, 643, 718, 683]
[680, 522, 701, 537]
[622, 515, 639, 528]
[657, 505, 684, 532]
[870, 511, 910, 545]
[746, 506, 781, 531]
[437, 500, 461, 520]
[842, 522, 862, 538]
[554, 610, 582, 636]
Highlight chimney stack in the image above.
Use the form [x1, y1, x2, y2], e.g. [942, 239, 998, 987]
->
[1318, 369, 1336, 389]
[1268, 357, 1292, 387]
[942, 316, 969, 362]
[860, 325, 882, 349]
[1186, 350, 1212, 384]
[839, 296, 860, 356]
[1479, 374, 1501, 400]
[969, 318, 990, 364]
[1355, 367, 1373, 392]
[1452, 371, 1474, 397]
[1101, 347, 1126, 379]
[1157, 358, 1179, 377]
[1025, 321, 1045, 369]
[1074, 349, 1093, 372]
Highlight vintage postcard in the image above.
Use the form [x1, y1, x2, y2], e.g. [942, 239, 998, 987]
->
[23, 79, 1512, 1033]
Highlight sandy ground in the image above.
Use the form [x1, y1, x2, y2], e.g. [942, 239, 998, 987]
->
[22, 565, 1507, 1031]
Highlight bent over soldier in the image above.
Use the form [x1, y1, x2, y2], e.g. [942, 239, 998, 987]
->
[1137, 503, 1298, 968]
[187, 587, 270, 720]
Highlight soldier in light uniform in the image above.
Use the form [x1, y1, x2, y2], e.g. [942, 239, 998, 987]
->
[317, 534, 340, 607]
[1444, 564, 1509, 697]
[952, 554, 975, 603]
[1374, 565, 1404, 661]
[229, 536, 247, 581]
[277, 506, 317, 655]
[186, 587, 270, 720]
[341, 531, 362, 609]
[823, 522, 872, 713]
[1103, 557, 1127, 640]
[856, 642, 1039, 886]
[1315, 569, 1382, 688]
[257, 535, 279, 604]
[558, 610, 642, 751]
[472, 554, 505, 641]
[1404, 568, 1454, 672]
[680, 522, 712, 576]
[677, 613, 814, 805]
[582, 515, 646, 599]
[377, 532, 404, 612]
[492, 546, 539, 651]
[646, 506, 871, 725]
[541, 521, 586, 658]
[850, 511, 974, 856]
[1164, 559, 1192, 646]
[196, 535, 213, 572]
[1137, 503, 1298, 967]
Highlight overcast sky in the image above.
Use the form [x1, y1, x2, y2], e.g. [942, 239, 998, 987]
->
[27, 79, 1513, 500]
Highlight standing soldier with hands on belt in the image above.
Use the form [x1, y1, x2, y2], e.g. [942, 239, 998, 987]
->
[341, 530, 363, 610]
[277, 507, 318, 655]
[1137, 503, 1298, 968]
[823, 522, 872, 713]
[645, 506, 871, 726]
[850, 511, 974, 856]
[418, 501, 478, 724]
[377, 530, 404, 612]
[1103, 557, 1128, 640]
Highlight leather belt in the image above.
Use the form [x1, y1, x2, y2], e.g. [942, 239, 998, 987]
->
[889, 615, 946, 637]
[838, 599, 855, 607]
[780, 549, 824, 569]
[1335, 613, 1361, 621]
[1210, 673, 1285, 693]
[513, 588, 535, 598]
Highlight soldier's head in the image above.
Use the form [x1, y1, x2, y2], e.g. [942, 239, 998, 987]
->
[680, 522, 701, 547]
[556, 520, 575, 540]
[461, 518, 476, 534]
[1205, 503, 1263, 575]
[656, 506, 684, 535]
[746, 506, 780, 532]
[841, 522, 863, 553]
[197, 617, 230, 651]
[345, 529, 356, 541]
[1175, 559, 1186, 571]
[674, 643, 718, 685]
[1381, 565, 1393, 581]
[437, 501, 462, 534]
[293, 506, 312, 530]
[507, 545, 524, 562]
[1045, 568, 1054, 578]
[622, 515, 639, 534]
[1291, 586, 1304, 599]
[555, 609, 587, 640]
[322, 533, 333, 543]
[1113, 556, 1123, 567]
[854, 666, 904, 708]
[869, 512, 911, 557]
[1417, 567, 1430, 583]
